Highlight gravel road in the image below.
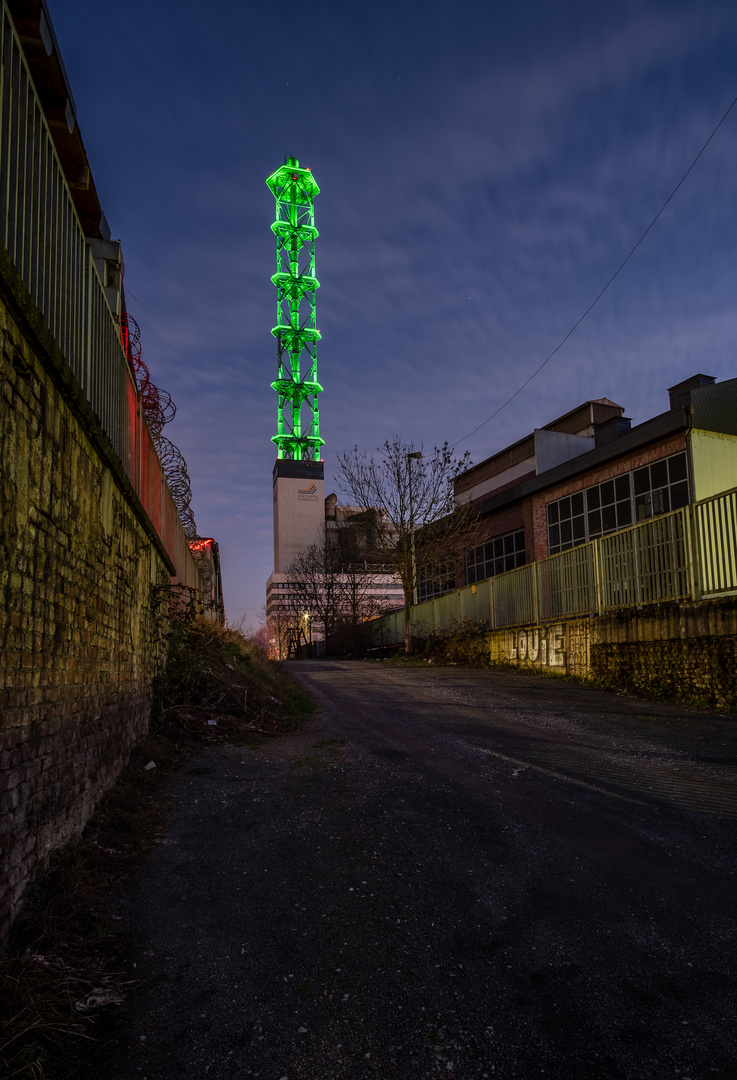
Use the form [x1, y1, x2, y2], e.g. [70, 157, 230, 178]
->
[85, 662, 737, 1080]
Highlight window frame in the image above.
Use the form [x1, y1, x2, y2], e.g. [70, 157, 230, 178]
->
[417, 561, 456, 603]
[546, 451, 689, 556]
[465, 529, 526, 585]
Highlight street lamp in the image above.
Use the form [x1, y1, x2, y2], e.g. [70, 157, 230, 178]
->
[407, 451, 422, 607]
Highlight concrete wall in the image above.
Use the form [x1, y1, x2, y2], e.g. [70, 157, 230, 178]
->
[492, 599, 737, 708]
[272, 461, 325, 573]
[690, 429, 737, 502]
[0, 284, 172, 943]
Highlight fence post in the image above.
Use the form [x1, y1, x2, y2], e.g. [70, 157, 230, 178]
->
[531, 561, 542, 622]
[592, 538, 605, 615]
[84, 245, 93, 397]
[532, 561, 540, 625]
[685, 505, 701, 602]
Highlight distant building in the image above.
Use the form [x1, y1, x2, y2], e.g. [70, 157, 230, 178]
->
[266, 473, 403, 634]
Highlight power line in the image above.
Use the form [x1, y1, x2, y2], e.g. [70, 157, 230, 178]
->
[452, 92, 737, 449]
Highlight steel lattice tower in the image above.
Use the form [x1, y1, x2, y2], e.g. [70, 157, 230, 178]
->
[266, 157, 323, 461]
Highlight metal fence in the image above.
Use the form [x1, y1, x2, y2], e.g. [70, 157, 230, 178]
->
[1, 13, 85, 374]
[600, 508, 690, 609]
[0, 5, 135, 474]
[492, 563, 536, 628]
[694, 486, 737, 598]
[538, 542, 597, 621]
[0, 3, 201, 588]
[372, 487, 737, 645]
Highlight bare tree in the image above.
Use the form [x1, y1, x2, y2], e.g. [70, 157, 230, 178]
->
[285, 532, 343, 651]
[336, 437, 476, 652]
[285, 527, 397, 655]
[333, 558, 396, 655]
[260, 601, 296, 660]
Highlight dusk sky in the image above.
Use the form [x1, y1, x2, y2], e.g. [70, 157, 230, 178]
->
[52, 0, 737, 628]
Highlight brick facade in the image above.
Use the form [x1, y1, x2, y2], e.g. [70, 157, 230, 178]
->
[528, 432, 688, 559]
[453, 503, 529, 589]
[0, 293, 171, 943]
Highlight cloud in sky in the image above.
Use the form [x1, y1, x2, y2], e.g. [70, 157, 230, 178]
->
[51, 0, 737, 626]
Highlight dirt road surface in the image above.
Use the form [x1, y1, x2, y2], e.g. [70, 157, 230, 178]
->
[85, 662, 737, 1080]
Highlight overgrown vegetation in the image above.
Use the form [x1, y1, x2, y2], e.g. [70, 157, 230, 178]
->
[410, 620, 492, 667]
[151, 615, 314, 741]
[0, 616, 314, 1080]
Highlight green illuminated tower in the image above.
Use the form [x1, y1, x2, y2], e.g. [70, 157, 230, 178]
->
[266, 157, 323, 461]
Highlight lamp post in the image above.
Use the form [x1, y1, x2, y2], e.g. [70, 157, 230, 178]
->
[407, 451, 422, 607]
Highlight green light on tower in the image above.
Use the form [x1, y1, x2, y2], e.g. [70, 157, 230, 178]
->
[266, 157, 324, 461]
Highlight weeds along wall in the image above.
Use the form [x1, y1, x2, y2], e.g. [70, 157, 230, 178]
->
[0, 268, 177, 945]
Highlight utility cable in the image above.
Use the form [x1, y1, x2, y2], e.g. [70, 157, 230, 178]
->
[451, 91, 737, 448]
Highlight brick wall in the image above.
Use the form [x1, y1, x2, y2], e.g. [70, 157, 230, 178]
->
[528, 433, 688, 559]
[0, 289, 172, 943]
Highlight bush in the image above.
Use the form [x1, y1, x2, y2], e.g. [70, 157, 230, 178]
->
[152, 615, 315, 741]
[414, 619, 491, 667]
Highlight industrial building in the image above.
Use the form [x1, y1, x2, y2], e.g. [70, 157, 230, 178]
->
[433, 372, 737, 596]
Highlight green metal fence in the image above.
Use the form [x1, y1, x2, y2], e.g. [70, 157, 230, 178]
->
[0, 2, 204, 591]
[371, 486, 737, 645]
[492, 563, 536, 627]
[460, 578, 492, 624]
[694, 486, 737, 597]
[538, 543, 598, 621]
[0, 4, 134, 475]
[600, 508, 690, 609]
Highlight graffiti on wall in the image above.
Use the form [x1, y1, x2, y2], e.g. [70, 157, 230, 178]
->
[508, 623, 566, 667]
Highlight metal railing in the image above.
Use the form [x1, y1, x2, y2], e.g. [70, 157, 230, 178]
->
[599, 509, 690, 609]
[693, 486, 737, 597]
[0, 8, 135, 468]
[492, 563, 536, 627]
[538, 542, 597, 621]
[372, 487, 737, 646]
[0, 3, 200, 588]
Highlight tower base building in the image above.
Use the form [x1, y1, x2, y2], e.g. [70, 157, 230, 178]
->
[271, 459, 325, 573]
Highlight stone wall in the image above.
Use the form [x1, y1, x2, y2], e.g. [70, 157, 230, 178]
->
[489, 599, 737, 708]
[0, 281, 173, 943]
[590, 600, 737, 708]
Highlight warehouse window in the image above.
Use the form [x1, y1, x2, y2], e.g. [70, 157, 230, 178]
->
[547, 451, 689, 554]
[547, 493, 585, 555]
[417, 561, 455, 603]
[465, 530, 526, 585]
[586, 474, 632, 539]
[634, 453, 689, 520]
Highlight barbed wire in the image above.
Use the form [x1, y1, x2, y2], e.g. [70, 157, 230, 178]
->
[120, 309, 198, 540]
[154, 434, 198, 539]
